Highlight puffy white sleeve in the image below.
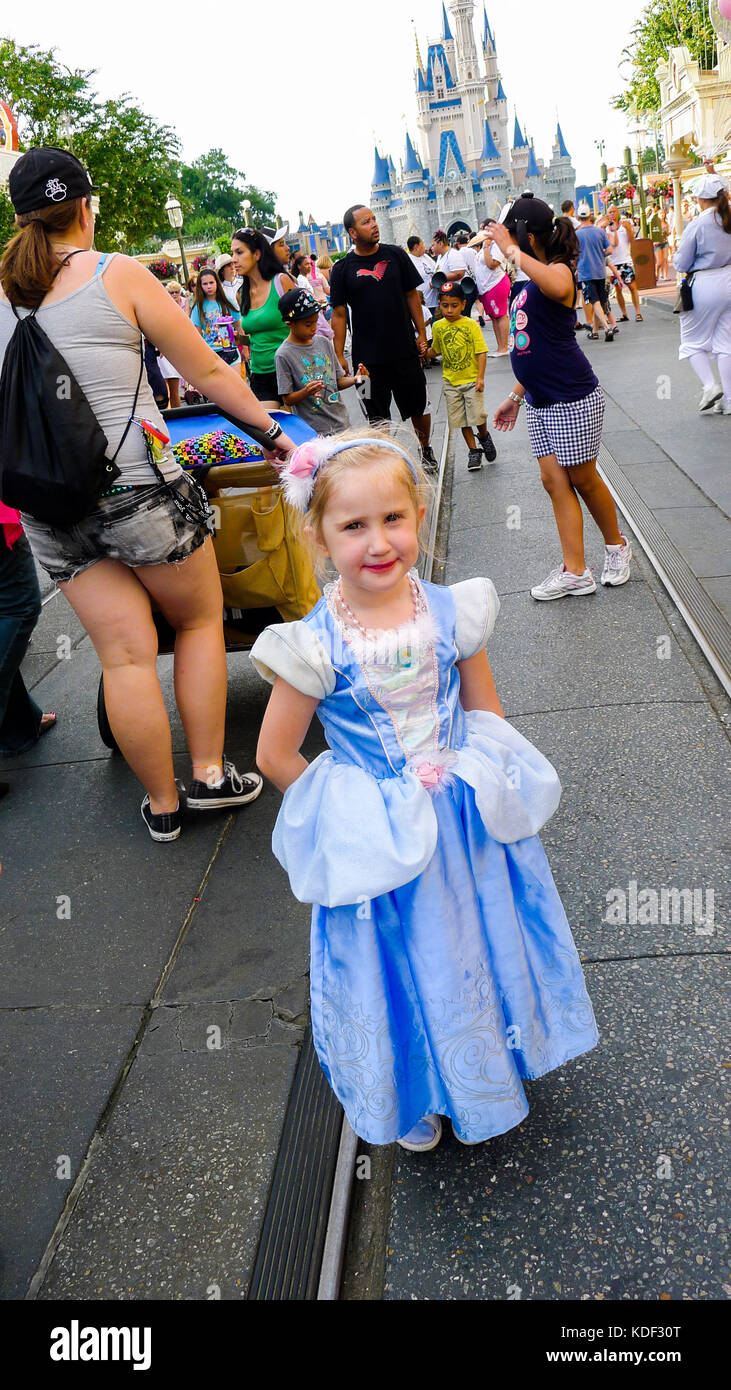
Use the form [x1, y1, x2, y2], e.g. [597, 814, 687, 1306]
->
[450, 577, 500, 660]
[249, 622, 336, 700]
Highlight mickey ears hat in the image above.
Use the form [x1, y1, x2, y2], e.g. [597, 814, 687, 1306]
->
[9, 146, 96, 215]
[501, 191, 554, 234]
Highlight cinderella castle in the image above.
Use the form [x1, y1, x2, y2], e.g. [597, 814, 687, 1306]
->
[371, 2, 576, 243]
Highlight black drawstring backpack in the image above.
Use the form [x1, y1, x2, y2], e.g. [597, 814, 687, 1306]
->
[0, 267, 143, 526]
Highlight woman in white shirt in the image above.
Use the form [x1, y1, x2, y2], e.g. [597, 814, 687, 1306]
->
[674, 173, 731, 414]
[468, 230, 511, 353]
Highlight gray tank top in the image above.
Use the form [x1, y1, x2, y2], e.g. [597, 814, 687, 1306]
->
[0, 252, 181, 485]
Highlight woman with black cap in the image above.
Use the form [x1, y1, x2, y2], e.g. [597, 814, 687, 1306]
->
[0, 147, 296, 841]
[487, 193, 631, 601]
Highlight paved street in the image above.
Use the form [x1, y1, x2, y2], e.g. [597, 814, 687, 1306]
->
[1, 305, 729, 1300]
[370, 306, 730, 1300]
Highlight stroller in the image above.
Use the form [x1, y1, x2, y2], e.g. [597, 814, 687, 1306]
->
[96, 404, 320, 750]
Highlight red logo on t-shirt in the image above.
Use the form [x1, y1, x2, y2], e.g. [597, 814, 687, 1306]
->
[356, 260, 388, 280]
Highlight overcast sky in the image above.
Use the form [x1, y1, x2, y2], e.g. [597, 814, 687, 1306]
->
[5, 0, 654, 227]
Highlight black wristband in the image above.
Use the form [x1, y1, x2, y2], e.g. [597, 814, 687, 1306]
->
[263, 420, 283, 443]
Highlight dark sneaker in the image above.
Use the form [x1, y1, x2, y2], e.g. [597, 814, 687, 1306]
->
[605, 329, 615, 342]
[187, 758, 263, 810]
[480, 431, 497, 463]
[467, 448, 483, 471]
[420, 444, 439, 471]
[141, 794, 182, 842]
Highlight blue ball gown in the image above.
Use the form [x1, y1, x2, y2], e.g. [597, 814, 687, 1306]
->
[251, 574, 598, 1145]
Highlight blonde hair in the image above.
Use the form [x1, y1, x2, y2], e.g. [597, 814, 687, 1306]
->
[294, 426, 434, 579]
[316, 254, 333, 272]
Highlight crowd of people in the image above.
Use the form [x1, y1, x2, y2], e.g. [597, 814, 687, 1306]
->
[0, 143, 729, 1161]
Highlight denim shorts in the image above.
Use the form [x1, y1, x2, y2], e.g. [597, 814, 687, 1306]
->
[21, 472, 214, 585]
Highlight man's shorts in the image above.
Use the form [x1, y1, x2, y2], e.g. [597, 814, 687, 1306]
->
[21, 472, 214, 585]
[365, 355, 429, 422]
[479, 274, 511, 320]
[580, 277, 610, 309]
[444, 379, 486, 431]
[612, 262, 636, 286]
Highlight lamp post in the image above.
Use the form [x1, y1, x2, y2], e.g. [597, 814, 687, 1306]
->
[241, 198, 252, 228]
[165, 193, 189, 284]
[628, 124, 649, 237]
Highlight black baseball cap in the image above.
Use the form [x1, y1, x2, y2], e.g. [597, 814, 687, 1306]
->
[9, 146, 95, 215]
[278, 288, 321, 323]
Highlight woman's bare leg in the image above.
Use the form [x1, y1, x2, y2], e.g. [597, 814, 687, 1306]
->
[537, 454, 586, 574]
[60, 560, 178, 812]
[567, 459, 623, 545]
[492, 314, 509, 352]
[134, 538, 227, 786]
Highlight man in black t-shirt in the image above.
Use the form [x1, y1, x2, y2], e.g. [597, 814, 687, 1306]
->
[330, 205, 438, 468]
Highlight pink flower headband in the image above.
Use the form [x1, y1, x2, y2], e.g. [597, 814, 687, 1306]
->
[280, 436, 421, 513]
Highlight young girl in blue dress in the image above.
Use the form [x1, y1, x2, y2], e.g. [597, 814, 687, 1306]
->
[250, 428, 598, 1152]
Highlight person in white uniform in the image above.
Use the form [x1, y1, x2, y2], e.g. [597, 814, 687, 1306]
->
[674, 173, 731, 414]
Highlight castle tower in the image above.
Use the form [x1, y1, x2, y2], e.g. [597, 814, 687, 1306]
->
[482, 6, 498, 98]
[544, 122, 576, 211]
[370, 147, 394, 240]
[510, 113, 530, 188]
[449, 0, 480, 84]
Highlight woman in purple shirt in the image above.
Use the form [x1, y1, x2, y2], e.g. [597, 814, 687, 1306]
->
[487, 194, 631, 601]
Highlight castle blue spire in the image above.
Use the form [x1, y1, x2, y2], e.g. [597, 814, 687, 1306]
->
[372, 147, 389, 185]
[483, 5, 494, 46]
[481, 120, 500, 163]
[526, 145, 541, 178]
[404, 133, 422, 175]
[497, 79, 506, 100]
[556, 122, 570, 158]
[441, 3, 453, 40]
[512, 115, 528, 148]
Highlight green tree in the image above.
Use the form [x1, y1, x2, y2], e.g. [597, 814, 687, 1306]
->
[0, 189, 15, 250]
[0, 37, 92, 144]
[74, 96, 181, 251]
[181, 148, 245, 222]
[614, 0, 718, 112]
[239, 184, 277, 229]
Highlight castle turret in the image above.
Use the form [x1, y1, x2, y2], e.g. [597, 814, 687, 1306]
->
[510, 113, 530, 187]
[543, 121, 576, 211]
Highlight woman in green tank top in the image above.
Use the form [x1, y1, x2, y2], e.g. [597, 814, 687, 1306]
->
[232, 228, 296, 406]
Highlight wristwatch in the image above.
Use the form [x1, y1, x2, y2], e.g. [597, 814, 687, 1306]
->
[262, 420, 283, 444]
[508, 391, 524, 407]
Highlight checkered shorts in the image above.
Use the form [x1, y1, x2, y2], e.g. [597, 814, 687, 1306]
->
[524, 385, 605, 468]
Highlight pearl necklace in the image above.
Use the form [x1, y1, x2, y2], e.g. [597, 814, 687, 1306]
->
[335, 572, 422, 638]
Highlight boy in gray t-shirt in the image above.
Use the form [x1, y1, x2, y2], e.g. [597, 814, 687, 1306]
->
[275, 288, 367, 434]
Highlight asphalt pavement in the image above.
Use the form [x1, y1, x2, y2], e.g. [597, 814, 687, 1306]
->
[373, 306, 730, 1301]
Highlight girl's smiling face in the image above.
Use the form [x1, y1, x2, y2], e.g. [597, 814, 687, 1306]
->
[315, 461, 425, 599]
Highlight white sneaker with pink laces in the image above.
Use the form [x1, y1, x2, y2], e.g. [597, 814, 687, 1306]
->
[600, 534, 632, 586]
[530, 565, 597, 601]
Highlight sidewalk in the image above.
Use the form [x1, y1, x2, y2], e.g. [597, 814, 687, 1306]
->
[378, 316, 729, 1300]
[0, 383, 447, 1300]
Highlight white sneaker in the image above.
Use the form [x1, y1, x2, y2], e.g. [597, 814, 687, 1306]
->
[698, 384, 722, 412]
[712, 397, 731, 415]
[397, 1115, 443, 1152]
[530, 564, 597, 601]
[600, 534, 632, 586]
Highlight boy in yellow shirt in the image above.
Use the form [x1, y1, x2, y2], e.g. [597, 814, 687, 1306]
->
[427, 282, 497, 471]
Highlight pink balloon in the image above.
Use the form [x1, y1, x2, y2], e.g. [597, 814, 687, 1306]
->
[719, 0, 731, 19]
